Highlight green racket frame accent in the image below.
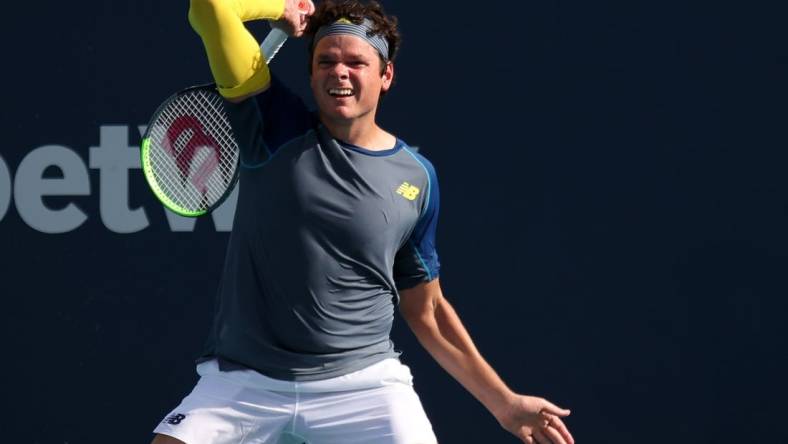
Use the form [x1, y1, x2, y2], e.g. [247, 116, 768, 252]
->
[141, 136, 208, 217]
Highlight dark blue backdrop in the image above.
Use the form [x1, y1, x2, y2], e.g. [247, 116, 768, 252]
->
[2, 1, 786, 443]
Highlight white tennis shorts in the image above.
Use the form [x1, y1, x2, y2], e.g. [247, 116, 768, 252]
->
[153, 358, 437, 444]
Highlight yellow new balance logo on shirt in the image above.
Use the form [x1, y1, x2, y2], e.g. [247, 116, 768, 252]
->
[396, 182, 420, 201]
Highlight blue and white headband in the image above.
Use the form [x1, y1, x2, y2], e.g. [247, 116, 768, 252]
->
[313, 18, 390, 62]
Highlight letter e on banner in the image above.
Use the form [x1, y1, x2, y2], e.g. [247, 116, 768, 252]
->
[14, 145, 90, 233]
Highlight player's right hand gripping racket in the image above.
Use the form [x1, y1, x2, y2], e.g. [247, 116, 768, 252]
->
[140, 28, 288, 217]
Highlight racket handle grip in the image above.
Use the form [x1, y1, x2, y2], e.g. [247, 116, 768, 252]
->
[261, 28, 289, 64]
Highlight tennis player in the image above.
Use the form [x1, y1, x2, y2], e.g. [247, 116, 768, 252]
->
[151, 1, 575, 443]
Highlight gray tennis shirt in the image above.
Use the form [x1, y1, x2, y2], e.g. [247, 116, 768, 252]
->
[199, 77, 441, 381]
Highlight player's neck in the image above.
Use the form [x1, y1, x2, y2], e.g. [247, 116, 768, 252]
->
[321, 114, 396, 151]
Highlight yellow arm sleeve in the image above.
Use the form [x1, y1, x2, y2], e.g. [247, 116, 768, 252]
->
[188, 0, 286, 98]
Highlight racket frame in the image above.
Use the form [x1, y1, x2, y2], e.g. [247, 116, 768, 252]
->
[141, 28, 289, 217]
[141, 84, 239, 217]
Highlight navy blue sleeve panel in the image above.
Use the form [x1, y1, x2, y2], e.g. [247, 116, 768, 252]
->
[223, 75, 317, 167]
[394, 150, 441, 290]
[255, 75, 317, 152]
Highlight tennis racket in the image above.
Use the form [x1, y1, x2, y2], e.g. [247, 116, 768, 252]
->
[140, 27, 289, 217]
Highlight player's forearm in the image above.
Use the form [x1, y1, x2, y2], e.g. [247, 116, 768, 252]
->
[188, 0, 284, 98]
[406, 296, 517, 419]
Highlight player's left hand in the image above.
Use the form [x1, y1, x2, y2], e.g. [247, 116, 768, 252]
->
[494, 394, 575, 444]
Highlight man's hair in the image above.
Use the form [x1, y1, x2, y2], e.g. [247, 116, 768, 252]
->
[305, 0, 401, 74]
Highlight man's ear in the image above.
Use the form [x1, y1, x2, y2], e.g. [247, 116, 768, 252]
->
[381, 61, 394, 92]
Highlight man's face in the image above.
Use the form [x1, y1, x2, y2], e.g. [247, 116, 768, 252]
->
[310, 34, 393, 123]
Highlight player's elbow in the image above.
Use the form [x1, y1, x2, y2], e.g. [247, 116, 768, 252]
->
[400, 305, 432, 327]
[404, 312, 440, 343]
[188, 0, 221, 31]
[399, 300, 440, 338]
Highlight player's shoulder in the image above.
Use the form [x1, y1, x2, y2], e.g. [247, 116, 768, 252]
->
[398, 140, 438, 179]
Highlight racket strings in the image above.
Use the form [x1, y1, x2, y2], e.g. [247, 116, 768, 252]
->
[147, 89, 239, 212]
[161, 95, 235, 185]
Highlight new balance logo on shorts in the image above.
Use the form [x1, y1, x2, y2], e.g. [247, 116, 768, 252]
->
[164, 413, 186, 425]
